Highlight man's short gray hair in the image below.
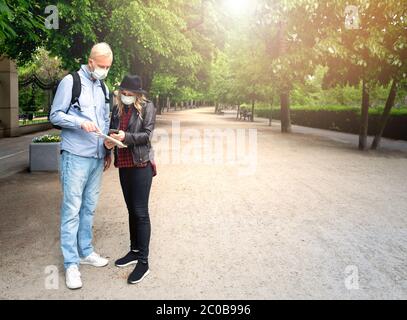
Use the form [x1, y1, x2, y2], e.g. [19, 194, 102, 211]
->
[90, 42, 113, 60]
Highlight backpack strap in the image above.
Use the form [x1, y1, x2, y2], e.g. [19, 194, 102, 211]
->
[48, 71, 81, 128]
[70, 71, 81, 111]
[100, 80, 110, 103]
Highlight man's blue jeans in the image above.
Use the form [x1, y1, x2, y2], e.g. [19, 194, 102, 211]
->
[60, 151, 104, 269]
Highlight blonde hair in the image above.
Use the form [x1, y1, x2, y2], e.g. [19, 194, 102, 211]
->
[90, 42, 113, 60]
[117, 91, 147, 119]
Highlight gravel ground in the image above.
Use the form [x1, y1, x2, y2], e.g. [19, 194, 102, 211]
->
[1, 106, 407, 299]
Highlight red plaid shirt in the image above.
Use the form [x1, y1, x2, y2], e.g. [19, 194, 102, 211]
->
[115, 106, 149, 169]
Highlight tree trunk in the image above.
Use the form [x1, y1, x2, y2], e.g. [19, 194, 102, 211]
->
[280, 92, 291, 133]
[160, 95, 166, 113]
[359, 79, 370, 150]
[277, 18, 291, 133]
[371, 80, 398, 150]
[156, 95, 161, 115]
[236, 103, 240, 120]
[251, 100, 255, 122]
[131, 55, 152, 92]
[47, 90, 52, 113]
[269, 97, 274, 126]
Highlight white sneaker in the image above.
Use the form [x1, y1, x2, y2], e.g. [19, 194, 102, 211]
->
[65, 265, 82, 290]
[80, 252, 109, 267]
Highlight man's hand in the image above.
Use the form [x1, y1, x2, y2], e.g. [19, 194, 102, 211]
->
[81, 121, 99, 133]
[104, 154, 112, 171]
[104, 139, 115, 149]
[111, 130, 125, 142]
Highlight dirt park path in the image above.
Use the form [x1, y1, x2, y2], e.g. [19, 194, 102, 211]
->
[1, 106, 407, 299]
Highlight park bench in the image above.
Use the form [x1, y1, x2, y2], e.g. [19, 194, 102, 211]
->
[238, 108, 252, 121]
[216, 106, 224, 115]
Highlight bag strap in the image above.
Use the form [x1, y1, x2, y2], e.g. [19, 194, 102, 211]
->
[67, 72, 109, 110]
[100, 80, 110, 103]
[69, 71, 81, 112]
[48, 71, 81, 123]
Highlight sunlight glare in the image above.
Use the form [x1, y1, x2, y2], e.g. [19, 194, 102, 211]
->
[223, 0, 253, 16]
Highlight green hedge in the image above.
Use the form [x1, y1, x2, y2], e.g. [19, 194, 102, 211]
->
[245, 104, 407, 141]
[245, 103, 407, 117]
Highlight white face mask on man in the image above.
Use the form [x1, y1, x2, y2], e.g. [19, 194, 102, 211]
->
[121, 94, 136, 105]
[89, 60, 110, 80]
[91, 66, 109, 80]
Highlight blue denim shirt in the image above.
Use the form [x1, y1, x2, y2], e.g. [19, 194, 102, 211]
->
[50, 65, 110, 159]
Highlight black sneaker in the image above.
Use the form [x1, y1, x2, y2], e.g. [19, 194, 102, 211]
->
[127, 261, 150, 284]
[115, 251, 138, 267]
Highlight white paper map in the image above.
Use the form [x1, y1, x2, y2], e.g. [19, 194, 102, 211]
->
[94, 132, 127, 148]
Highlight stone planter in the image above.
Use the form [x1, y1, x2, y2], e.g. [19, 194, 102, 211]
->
[29, 142, 61, 172]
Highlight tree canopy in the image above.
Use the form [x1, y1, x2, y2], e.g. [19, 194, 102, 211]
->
[1, 0, 406, 149]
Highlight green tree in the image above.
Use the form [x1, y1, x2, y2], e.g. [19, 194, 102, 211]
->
[18, 48, 65, 113]
[150, 73, 177, 113]
[315, 0, 407, 149]
[0, 0, 48, 64]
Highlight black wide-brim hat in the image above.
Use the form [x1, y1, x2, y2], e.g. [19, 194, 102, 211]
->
[118, 75, 147, 95]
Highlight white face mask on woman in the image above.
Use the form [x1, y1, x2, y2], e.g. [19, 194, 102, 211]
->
[121, 94, 136, 105]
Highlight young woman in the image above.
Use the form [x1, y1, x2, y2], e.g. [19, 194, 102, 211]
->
[104, 74, 157, 284]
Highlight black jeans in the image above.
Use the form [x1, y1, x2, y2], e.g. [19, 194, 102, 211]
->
[119, 162, 153, 263]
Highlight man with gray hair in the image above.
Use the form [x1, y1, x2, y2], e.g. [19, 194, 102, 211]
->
[50, 42, 113, 290]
